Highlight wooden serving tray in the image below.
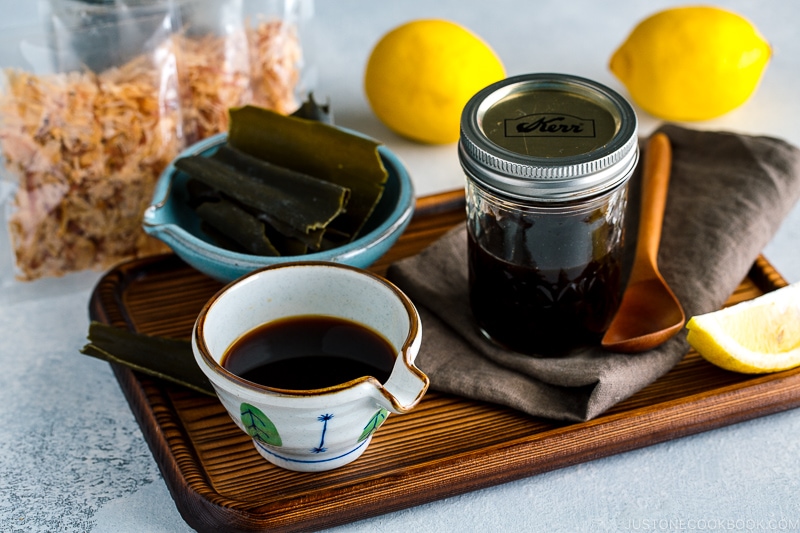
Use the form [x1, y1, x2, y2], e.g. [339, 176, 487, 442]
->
[89, 190, 799, 533]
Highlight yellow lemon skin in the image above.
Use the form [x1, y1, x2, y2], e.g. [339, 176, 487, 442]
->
[686, 283, 800, 374]
[364, 19, 505, 144]
[609, 6, 771, 121]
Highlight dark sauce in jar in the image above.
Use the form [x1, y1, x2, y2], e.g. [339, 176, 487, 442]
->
[221, 315, 396, 390]
[468, 230, 623, 354]
[459, 74, 638, 356]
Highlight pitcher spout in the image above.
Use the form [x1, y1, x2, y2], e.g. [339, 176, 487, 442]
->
[377, 333, 429, 414]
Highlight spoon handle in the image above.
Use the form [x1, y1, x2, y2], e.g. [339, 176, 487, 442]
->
[634, 132, 673, 269]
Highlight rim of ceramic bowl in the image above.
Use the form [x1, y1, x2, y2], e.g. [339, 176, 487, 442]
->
[193, 261, 426, 404]
[143, 132, 415, 269]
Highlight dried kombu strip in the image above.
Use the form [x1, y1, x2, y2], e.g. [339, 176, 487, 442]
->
[174, 154, 348, 246]
[212, 146, 349, 249]
[227, 105, 388, 239]
[199, 221, 253, 254]
[256, 208, 325, 250]
[211, 144, 352, 213]
[262, 221, 309, 256]
[185, 177, 218, 206]
[290, 92, 333, 124]
[195, 199, 280, 256]
[186, 178, 312, 255]
[199, 217, 310, 257]
[81, 322, 214, 396]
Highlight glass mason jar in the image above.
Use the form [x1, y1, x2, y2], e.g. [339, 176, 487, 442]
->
[459, 73, 639, 355]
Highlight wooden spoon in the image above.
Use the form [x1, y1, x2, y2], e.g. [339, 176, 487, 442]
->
[601, 132, 686, 353]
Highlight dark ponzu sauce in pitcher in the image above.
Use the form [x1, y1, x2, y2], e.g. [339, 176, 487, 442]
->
[221, 315, 396, 390]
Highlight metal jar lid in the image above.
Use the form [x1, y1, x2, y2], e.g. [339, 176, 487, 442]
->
[459, 73, 638, 202]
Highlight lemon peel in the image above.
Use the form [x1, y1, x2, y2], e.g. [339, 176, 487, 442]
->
[609, 6, 771, 121]
[686, 283, 800, 374]
[364, 19, 505, 144]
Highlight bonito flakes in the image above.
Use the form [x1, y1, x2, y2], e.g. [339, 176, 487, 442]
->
[0, 21, 301, 281]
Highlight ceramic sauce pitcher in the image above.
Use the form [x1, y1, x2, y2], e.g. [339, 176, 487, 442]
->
[192, 261, 429, 472]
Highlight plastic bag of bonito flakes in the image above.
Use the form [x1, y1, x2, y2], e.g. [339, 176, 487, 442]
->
[0, 0, 311, 290]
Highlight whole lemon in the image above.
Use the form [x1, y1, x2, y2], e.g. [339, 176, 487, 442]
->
[609, 6, 771, 121]
[364, 19, 505, 144]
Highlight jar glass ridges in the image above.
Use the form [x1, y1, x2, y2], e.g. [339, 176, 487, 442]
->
[460, 73, 639, 354]
[466, 179, 629, 353]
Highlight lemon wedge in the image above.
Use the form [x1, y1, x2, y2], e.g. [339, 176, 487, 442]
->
[686, 283, 800, 374]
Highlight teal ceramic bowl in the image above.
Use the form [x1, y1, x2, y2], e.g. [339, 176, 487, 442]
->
[143, 132, 415, 283]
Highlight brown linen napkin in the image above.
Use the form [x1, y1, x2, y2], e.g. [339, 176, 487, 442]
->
[386, 124, 800, 422]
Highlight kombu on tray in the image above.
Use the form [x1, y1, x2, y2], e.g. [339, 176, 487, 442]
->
[82, 322, 212, 396]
